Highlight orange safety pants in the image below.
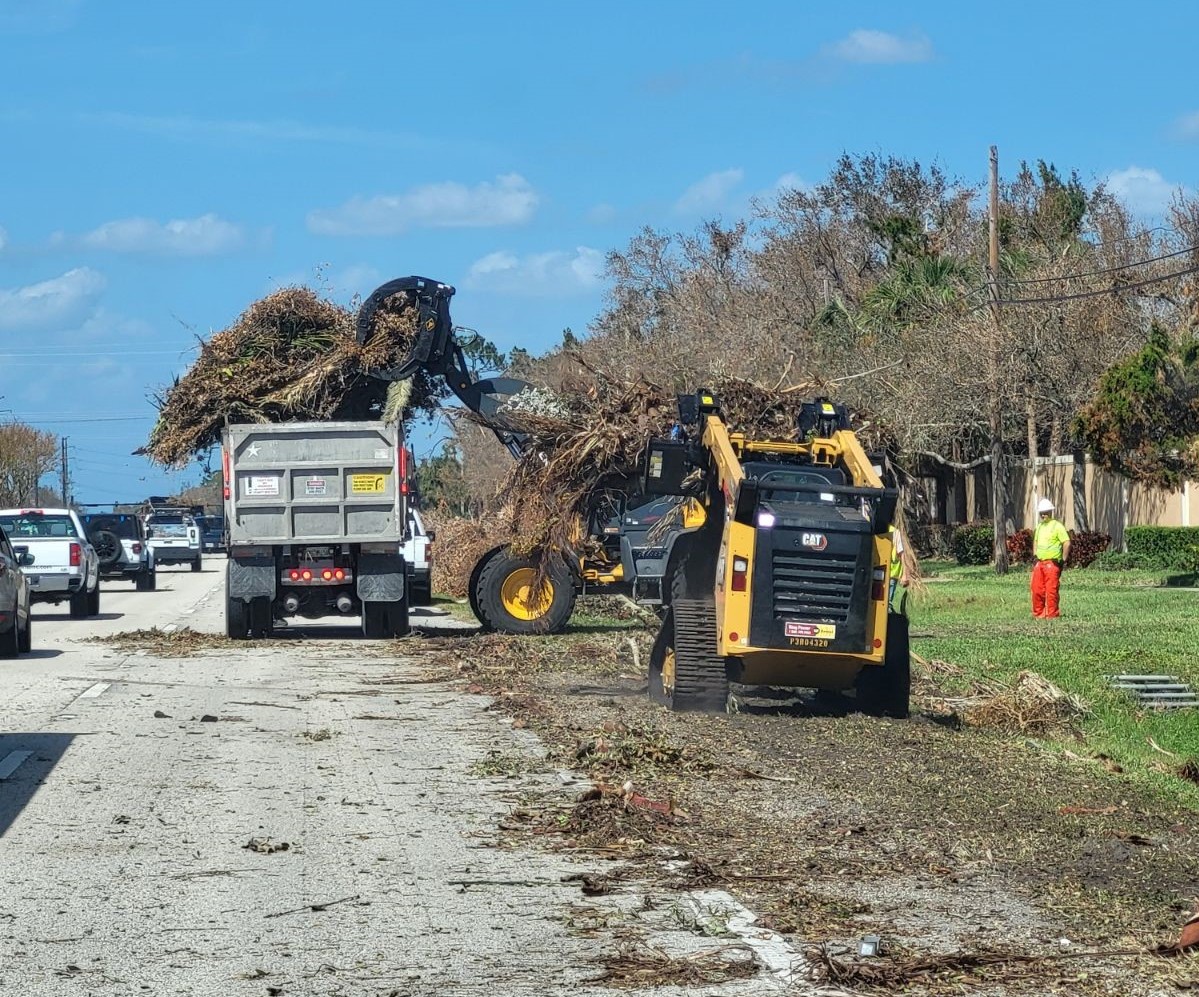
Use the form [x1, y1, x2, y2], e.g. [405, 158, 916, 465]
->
[1031, 559, 1062, 618]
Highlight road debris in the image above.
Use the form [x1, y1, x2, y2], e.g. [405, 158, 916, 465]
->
[959, 670, 1088, 734]
[591, 941, 759, 989]
[264, 894, 361, 919]
[243, 837, 293, 855]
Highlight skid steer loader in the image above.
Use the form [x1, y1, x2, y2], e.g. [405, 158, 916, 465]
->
[641, 390, 910, 718]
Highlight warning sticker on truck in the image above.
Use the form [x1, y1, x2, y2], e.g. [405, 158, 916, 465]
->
[305, 477, 328, 496]
[245, 475, 280, 497]
[350, 473, 388, 494]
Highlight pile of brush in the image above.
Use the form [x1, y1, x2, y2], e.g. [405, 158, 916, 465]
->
[142, 287, 437, 466]
[465, 361, 841, 563]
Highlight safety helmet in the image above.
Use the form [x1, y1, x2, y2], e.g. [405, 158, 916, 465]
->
[1036, 498, 1054, 514]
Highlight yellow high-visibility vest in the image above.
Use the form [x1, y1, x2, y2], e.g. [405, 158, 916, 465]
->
[1034, 518, 1069, 561]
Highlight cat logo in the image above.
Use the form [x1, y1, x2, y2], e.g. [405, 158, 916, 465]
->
[797, 532, 828, 551]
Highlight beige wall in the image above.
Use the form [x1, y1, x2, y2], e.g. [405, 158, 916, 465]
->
[945, 457, 1194, 547]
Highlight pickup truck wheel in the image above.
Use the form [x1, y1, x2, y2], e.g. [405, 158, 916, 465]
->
[136, 570, 154, 592]
[474, 551, 576, 635]
[17, 608, 31, 654]
[191, 557, 202, 573]
[411, 581, 432, 607]
[0, 603, 18, 659]
[69, 586, 89, 620]
[226, 596, 249, 639]
[87, 583, 101, 617]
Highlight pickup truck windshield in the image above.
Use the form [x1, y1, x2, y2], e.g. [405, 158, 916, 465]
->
[0, 513, 79, 538]
[148, 516, 191, 538]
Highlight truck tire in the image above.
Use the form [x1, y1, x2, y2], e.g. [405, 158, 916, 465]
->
[411, 581, 432, 607]
[0, 602, 18, 659]
[69, 586, 89, 620]
[362, 599, 409, 639]
[473, 550, 575, 635]
[226, 596, 250, 639]
[250, 596, 272, 638]
[191, 556, 202, 573]
[87, 582, 101, 617]
[855, 613, 911, 719]
[136, 570, 154, 592]
[17, 608, 31, 654]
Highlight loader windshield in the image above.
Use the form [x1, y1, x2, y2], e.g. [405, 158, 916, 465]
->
[746, 464, 847, 505]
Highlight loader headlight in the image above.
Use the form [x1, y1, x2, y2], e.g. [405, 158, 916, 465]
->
[757, 511, 776, 528]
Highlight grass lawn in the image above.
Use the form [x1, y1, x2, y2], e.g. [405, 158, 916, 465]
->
[913, 563, 1199, 806]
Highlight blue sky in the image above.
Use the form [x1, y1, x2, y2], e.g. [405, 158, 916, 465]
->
[1, 0, 1195, 503]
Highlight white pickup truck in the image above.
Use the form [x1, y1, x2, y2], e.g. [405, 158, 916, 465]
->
[0, 508, 101, 618]
[403, 509, 433, 605]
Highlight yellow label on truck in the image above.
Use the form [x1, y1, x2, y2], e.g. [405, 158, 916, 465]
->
[350, 473, 389, 494]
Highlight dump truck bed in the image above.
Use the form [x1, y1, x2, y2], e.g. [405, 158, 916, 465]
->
[223, 421, 405, 545]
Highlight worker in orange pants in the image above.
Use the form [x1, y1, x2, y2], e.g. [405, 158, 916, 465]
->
[1031, 498, 1071, 619]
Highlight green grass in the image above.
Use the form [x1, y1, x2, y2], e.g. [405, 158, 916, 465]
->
[913, 563, 1199, 805]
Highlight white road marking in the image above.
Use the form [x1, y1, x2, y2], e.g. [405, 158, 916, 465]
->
[0, 751, 34, 780]
[80, 683, 110, 699]
[681, 890, 809, 985]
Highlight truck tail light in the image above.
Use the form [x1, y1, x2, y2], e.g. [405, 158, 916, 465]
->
[301, 569, 312, 581]
[398, 446, 409, 496]
[731, 555, 748, 592]
[132, 543, 142, 554]
[289, 569, 300, 581]
[222, 448, 231, 500]
[334, 568, 345, 581]
[321, 569, 333, 581]
[69, 542, 81, 567]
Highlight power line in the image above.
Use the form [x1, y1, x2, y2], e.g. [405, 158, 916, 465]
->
[1000, 243, 1199, 286]
[998, 261, 1199, 306]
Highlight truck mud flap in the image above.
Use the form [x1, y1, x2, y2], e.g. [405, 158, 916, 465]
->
[356, 553, 405, 602]
[228, 556, 276, 601]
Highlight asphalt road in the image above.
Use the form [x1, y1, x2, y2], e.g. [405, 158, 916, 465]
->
[0, 560, 614, 996]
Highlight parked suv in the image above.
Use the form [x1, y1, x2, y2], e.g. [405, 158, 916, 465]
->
[145, 509, 202, 571]
[197, 515, 227, 554]
[82, 513, 156, 591]
[0, 525, 32, 657]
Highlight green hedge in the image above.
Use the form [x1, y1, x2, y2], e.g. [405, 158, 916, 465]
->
[1125, 527, 1199, 570]
[952, 523, 994, 565]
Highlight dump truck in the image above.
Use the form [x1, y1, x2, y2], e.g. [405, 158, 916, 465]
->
[356, 276, 693, 634]
[222, 420, 410, 639]
[641, 391, 909, 717]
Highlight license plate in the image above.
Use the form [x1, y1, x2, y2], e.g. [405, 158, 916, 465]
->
[784, 622, 837, 639]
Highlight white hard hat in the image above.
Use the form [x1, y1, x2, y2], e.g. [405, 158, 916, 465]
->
[1036, 498, 1054, 513]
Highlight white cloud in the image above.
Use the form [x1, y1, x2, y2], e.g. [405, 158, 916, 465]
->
[587, 203, 617, 224]
[0, 268, 106, 332]
[307, 174, 539, 236]
[1104, 166, 1188, 216]
[827, 29, 933, 64]
[1171, 112, 1199, 141]
[773, 172, 812, 193]
[674, 168, 745, 216]
[66, 213, 250, 256]
[465, 247, 604, 296]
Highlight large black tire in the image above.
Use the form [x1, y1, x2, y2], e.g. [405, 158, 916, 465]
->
[91, 530, 122, 569]
[226, 596, 249, 639]
[136, 570, 154, 592]
[0, 602, 19, 658]
[410, 581, 432, 607]
[17, 607, 31, 654]
[191, 556, 202, 573]
[855, 613, 911, 719]
[69, 586, 88, 619]
[87, 583, 100, 617]
[362, 599, 409, 638]
[473, 550, 576, 635]
[249, 596, 272, 638]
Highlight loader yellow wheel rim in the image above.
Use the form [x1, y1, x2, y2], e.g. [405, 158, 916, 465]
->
[500, 568, 553, 621]
[661, 649, 676, 698]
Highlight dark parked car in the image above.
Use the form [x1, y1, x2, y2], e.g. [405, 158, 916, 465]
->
[0, 525, 33, 657]
[197, 515, 227, 554]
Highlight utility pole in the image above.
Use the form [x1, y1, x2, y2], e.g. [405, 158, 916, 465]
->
[988, 146, 1009, 575]
[60, 437, 69, 506]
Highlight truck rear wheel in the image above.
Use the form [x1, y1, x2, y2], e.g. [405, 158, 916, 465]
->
[855, 613, 911, 719]
[362, 600, 408, 638]
[250, 596, 272, 638]
[191, 556, 202, 573]
[226, 597, 249, 639]
[474, 550, 575, 635]
[136, 570, 155, 592]
[87, 583, 100, 617]
[0, 601, 19, 658]
[69, 586, 88, 620]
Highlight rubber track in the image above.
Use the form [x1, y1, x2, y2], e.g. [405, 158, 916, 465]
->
[669, 598, 729, 712]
